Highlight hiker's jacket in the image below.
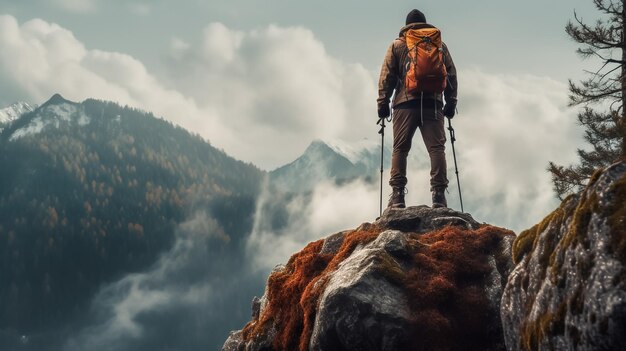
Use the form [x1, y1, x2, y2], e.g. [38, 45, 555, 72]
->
[378, 23, 458, 110]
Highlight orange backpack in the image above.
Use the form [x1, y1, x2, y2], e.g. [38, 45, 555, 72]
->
[404, 27, 447, 95]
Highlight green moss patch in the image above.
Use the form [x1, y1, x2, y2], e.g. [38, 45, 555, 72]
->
[513, 195, 575, 265]
[516, 164, 626, 349]
[521, 300, 567, 350]
[606, 172, 626, 265]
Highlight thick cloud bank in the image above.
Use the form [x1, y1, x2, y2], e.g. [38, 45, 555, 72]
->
[247, 178, 381, 271]
[62, 212, 264, 351]
[161, 23, 376, 167]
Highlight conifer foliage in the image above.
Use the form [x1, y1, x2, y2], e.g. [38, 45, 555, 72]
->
[549, 0, 626, 199]
[0, 97, 263, 332]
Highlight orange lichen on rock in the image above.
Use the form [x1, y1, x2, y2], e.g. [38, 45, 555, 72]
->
[241, 227, 381, 351]
[240, 239, 329, 350]
[299, 229, 380, 350]
[404, 225, 514, 350]
[239, 221, 514, 351]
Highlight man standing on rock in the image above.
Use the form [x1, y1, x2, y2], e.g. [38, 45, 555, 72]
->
[378, 9, 458, 209]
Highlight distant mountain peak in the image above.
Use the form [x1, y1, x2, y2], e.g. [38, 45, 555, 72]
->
[302, 138, 381, 164]
[6, 95, 86, 141]
[270, 138, 389, 192]
[43, 93, 73, 107]
[303, 139, 338, 155]
[320, 138, 380, 165]
[0, 101, 35, 127]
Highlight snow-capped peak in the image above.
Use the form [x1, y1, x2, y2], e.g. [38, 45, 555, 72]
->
[321, 138, 382, 165]
[7, 95, 91, 141]
[0, 101, 35, 125]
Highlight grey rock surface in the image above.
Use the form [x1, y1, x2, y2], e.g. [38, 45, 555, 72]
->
[501, 161, 626, 351]
[221, 331, 243, 351]
[374, 205, 481, 233]
[309, 230, 412, 351]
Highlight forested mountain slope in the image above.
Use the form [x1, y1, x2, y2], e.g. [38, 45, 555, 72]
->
[0, 94, 264, 331]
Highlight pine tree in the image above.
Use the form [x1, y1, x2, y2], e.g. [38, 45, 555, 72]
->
[549, 0, 626, 199]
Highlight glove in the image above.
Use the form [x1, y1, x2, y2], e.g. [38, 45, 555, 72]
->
[378, 103, 390, 119]
[443, 99, 457, 118]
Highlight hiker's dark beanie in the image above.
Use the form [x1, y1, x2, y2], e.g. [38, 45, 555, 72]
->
[406, 9, 426, 24]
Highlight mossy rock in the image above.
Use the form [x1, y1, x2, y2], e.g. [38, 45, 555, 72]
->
[502, 161, 626, 351]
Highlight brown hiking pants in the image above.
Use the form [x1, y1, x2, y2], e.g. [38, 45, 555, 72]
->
[389, 107, 449, 191]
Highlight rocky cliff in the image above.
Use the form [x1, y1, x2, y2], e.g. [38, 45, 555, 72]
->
[501, 160, 626, 350]
[222, 160, 626, 351]
[223, 206, 515, 351]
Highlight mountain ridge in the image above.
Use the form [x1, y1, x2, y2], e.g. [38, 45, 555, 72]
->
[0, 93, 421, 351]
[0, 101, 35, 131]
[270, 138, 390, 192]
[0, 94, 264, 339]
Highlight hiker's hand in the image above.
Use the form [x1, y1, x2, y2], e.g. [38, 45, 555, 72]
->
[377, 104, 390, 119]
[443, 100, 456, 118]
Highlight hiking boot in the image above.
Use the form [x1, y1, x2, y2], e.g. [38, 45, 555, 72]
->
[388, 187, 406, 209]
[432, 189, 447, 208]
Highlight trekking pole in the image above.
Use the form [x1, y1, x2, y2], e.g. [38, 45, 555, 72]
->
[447, 117, 464, 212]
[377, 116, 386, 217]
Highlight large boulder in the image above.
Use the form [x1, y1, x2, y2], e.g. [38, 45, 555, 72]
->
[501, 161, 626, 350]
[223, 206, 515, 351]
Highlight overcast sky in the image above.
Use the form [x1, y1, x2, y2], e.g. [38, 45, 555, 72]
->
[0, 0, 598, 80]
